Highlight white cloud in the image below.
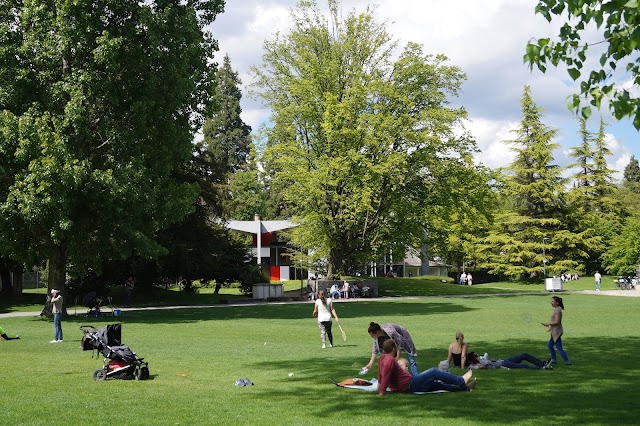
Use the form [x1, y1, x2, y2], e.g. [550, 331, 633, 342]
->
[209, 0, 640, 170]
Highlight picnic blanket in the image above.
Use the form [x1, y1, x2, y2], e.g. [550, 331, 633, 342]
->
[333, 378, 449, 394]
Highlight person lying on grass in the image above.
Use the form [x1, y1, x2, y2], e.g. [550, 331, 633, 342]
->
[0, 325, 19, 340]
[377, 339, 476, 395]
[467, 352, 553, 370]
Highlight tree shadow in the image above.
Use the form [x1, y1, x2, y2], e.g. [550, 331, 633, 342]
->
[242, 335, 640, 424]
[58, 300, 477, 326]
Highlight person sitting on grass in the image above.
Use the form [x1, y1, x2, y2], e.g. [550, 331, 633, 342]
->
[0, 325, 19, 340]
[377, 339, 476, 395]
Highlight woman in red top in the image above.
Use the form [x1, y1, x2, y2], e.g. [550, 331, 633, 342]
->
[377, 339, 475, 395]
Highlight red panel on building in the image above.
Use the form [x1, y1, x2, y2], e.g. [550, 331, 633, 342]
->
[252, 232, 272, 247]
[270, 266, 280, 281]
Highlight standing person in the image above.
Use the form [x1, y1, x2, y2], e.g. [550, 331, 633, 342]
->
[312, 290, 340, 348]
[459, 272, 467, 285]
[466, 273, 473, 286]
[341, 281, 349, 299]
[50, 289, 63, 343]
[377, 339, 475, 395]
[447, 331, 469, 368]
[542, 296, 570, 365]
[594, 271, 602, 292]
[0, 325, 19, 340]
[362, 322, 419, 376]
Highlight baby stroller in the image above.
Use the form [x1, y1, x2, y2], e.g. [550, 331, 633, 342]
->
[80, 324, 149, 381]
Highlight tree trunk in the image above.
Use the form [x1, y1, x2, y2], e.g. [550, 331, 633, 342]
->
[11, 266, 23, 296]
[0, 268, 11, 296]
[41, 244, 67, 316]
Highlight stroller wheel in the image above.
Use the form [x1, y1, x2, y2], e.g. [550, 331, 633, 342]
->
[135, 366, 150, 381]
[93, 369, 107, 381]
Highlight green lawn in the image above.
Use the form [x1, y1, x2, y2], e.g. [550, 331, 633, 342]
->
[1, 289, 638, 425]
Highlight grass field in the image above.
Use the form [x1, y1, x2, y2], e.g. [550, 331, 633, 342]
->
[1, 280, 639, 425]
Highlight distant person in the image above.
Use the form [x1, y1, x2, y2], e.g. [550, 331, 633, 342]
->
[594, 271, 602, 292]
[0, 325, 19, 340]
[306, 283, 316, 301]
[377, 339, 475, 395]
[362, 322, 419, 376]
[50, 289, 63, 343]
[125, 276, 135, 306]
[466, 273, 473, 286]
[312, 290, 340, 348]
[341, 281, 349, 299]
[329, 283, 341, 299]
[460, 272, 467, 285]
[542, 296, 571, 365]
[447, 331, 469, 368]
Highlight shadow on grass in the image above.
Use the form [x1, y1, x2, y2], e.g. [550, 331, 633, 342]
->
[56, 300, 478, 326]
[246, 336, 640, 425]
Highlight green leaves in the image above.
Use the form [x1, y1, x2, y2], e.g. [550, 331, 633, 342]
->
[253, 0, 487, 275]
[527, 0, 640, 129]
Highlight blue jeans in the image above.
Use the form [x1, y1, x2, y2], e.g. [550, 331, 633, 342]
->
[406, 353, 419, 376]
[409, 368, 467, 392]
[53, 313, 63, 341]
[502, 352, 544, 369]
[548, 336, 570, 363]
[596, 280, 601, 290]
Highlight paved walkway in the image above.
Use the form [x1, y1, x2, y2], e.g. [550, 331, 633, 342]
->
[1, 289, 637, 319]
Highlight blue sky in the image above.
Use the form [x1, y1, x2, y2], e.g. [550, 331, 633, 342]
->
[208, 0, 639, 180]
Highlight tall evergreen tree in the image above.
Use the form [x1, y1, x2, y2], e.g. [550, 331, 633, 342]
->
[201, 54, 252, 178]
[483, 86, 594, 279]
[567, 118, 619, 273]
[623, 155, 640, 188]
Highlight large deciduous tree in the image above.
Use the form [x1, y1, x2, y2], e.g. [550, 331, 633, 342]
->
[252, 0, 491, 276]
[524, 0, 640, 129]
[0, 1, 223, 305]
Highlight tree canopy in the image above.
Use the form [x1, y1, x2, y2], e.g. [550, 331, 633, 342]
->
[0, 0, 224, 298]
[252, 0, 492, 276]
[524, 0, 640, 129]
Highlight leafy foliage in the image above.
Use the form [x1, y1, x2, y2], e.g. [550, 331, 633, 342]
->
[0, 1, 223, 295]
[482, 86, 597, 279]
[252, 0, 493, 275]
[524, 0, 640, 129]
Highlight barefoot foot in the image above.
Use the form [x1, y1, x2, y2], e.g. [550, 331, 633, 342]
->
[462, 370, 473, 384]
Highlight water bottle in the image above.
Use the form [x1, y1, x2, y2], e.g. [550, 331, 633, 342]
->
[359, 367, 369, 375]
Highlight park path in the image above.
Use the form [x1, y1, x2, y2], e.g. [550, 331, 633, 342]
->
[0, 289, 637, 319]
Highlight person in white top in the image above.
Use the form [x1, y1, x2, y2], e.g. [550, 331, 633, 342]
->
[341, 281, 349, 299]
[312, 290, 340, 348]
[594, 271, 602, 291]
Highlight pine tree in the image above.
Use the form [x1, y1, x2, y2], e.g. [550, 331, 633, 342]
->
[483, 86, 594, 279]
[623, 155, 640, 187]
[201, 54, 252, 179]
[197, 54, 253, 217]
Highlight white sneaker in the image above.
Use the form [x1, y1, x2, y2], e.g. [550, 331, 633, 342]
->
[49, 340, 58, 343]
[322, 344, 326, 349]
[329, 344, 333, 348]
[57, 339, 63, 342]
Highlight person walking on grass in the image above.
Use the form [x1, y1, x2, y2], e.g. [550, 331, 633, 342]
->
[377, 339, 475, 395]
[50, 289, 63, 343]
[542, 296, 570, 365]
[363, 322, 419, 376]
[312, 290, 340, 348]
[594, 271, 602, 292]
